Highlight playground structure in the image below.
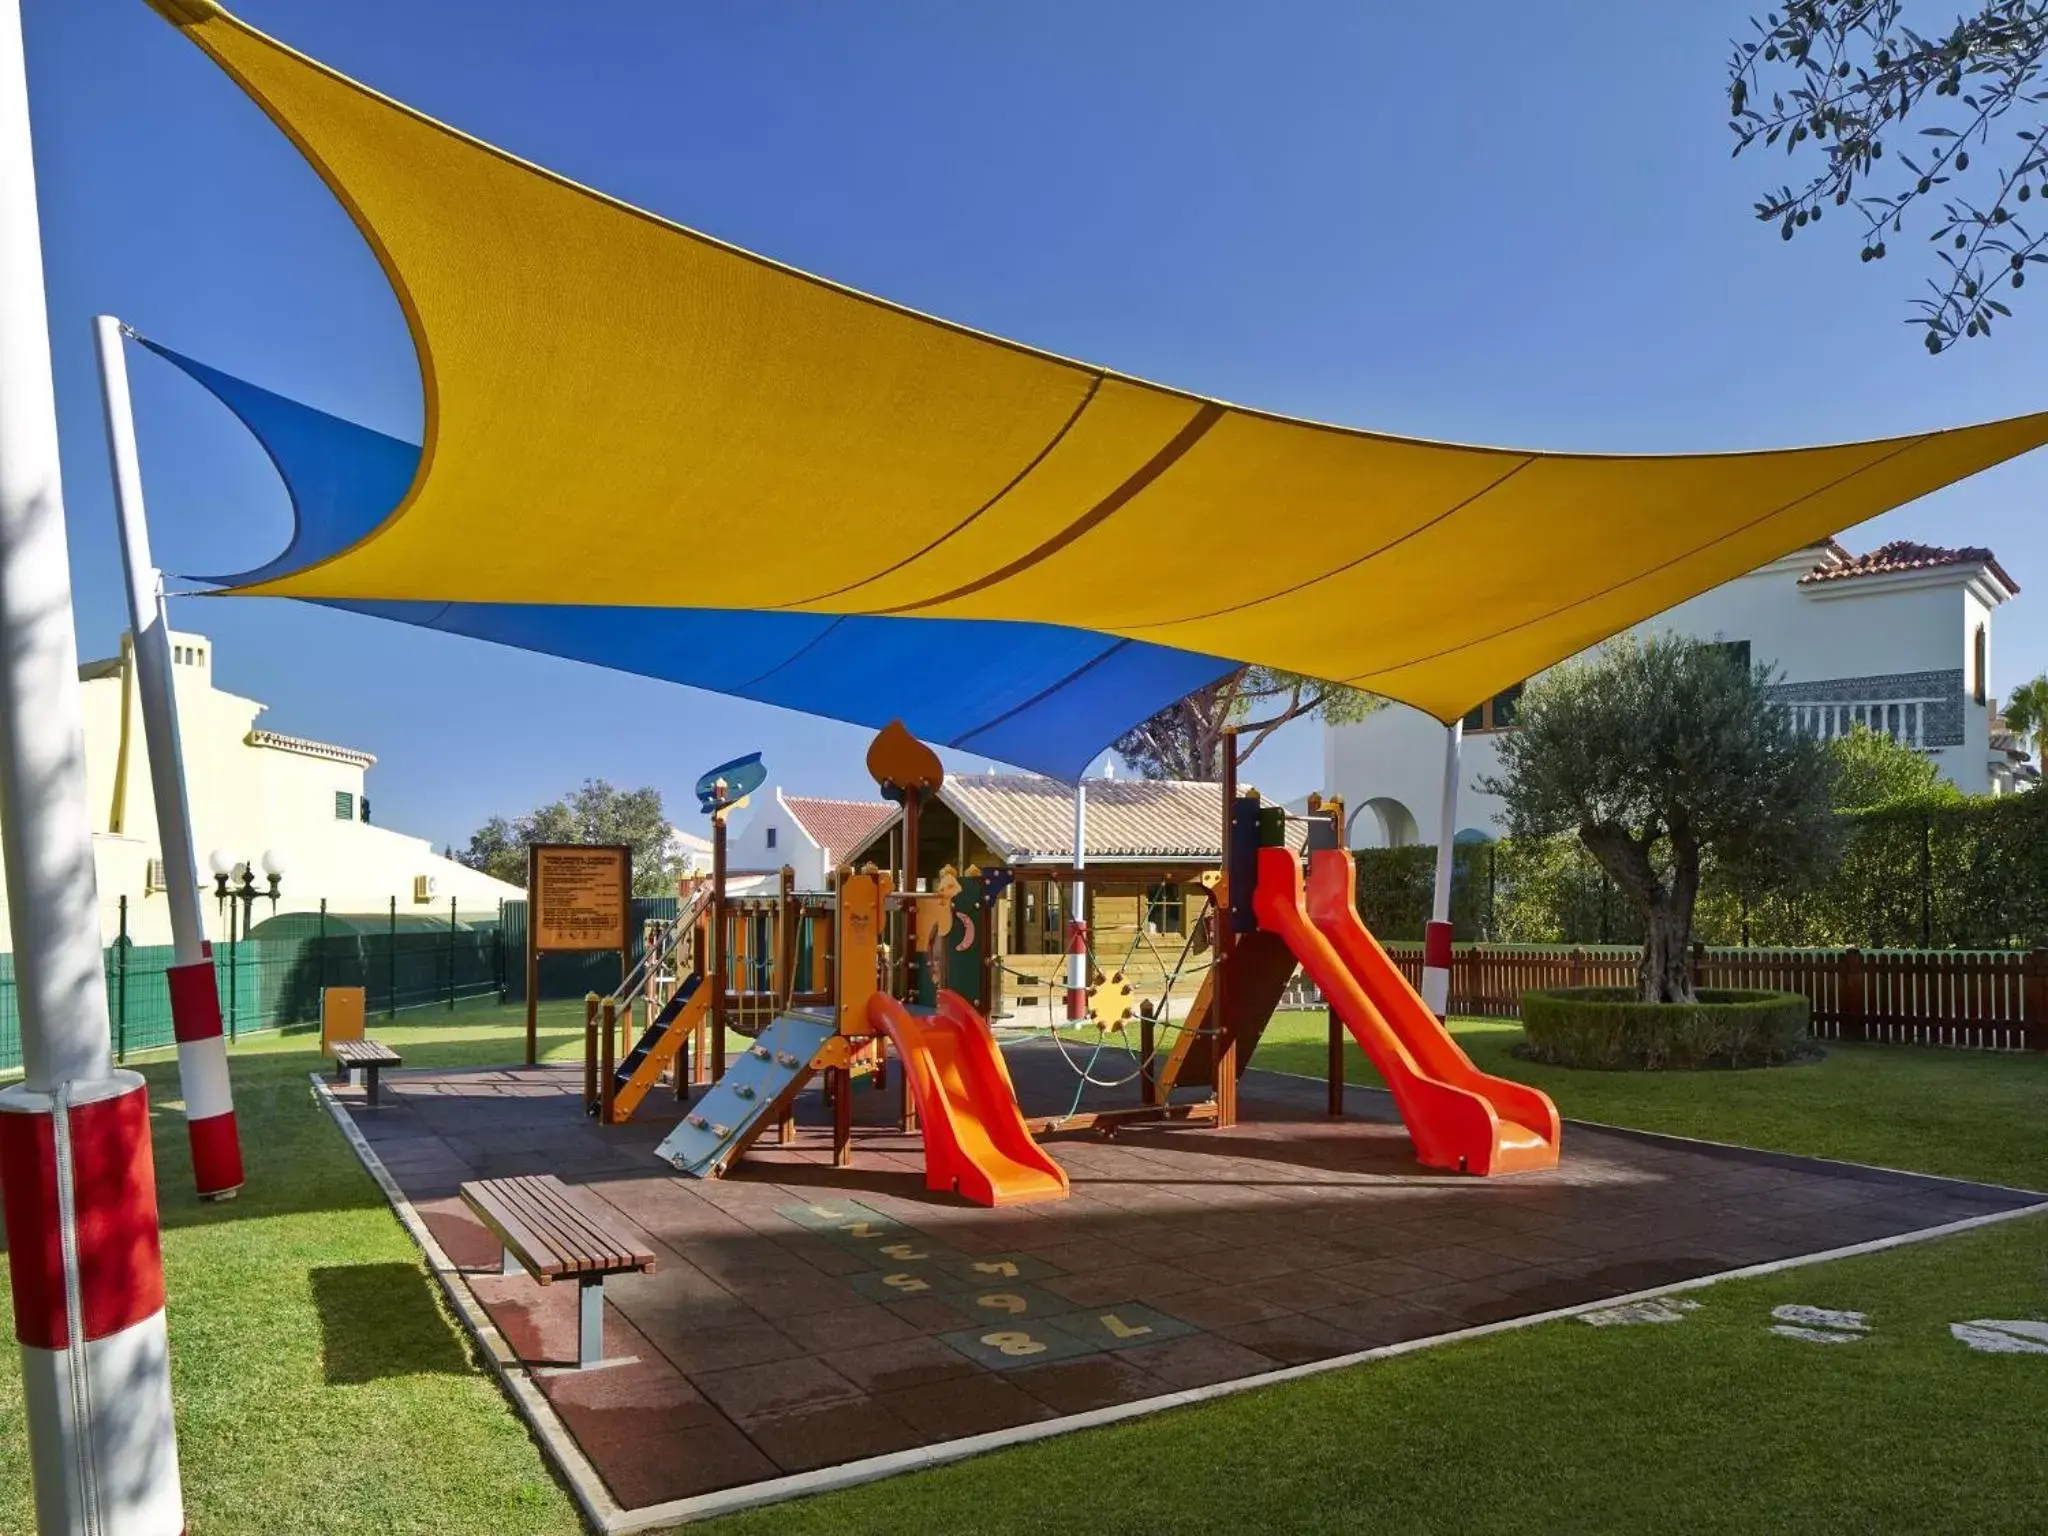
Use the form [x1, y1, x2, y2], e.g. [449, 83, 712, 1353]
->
[575, 724, 1558, 1199]
[20, 9, 2046, 1523]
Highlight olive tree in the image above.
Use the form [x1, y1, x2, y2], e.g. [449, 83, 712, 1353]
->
[1482, 635, 1840, 1002]
[1730, 1, 2048, 351]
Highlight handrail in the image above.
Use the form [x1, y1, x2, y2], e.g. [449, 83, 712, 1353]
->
[604, 884, 710, 1010]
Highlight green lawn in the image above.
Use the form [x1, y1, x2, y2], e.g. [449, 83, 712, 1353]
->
[0, 1003, 597, 1536]
[1255, 1011, 2048, 1191]
[1, 1005, 2042, 1534]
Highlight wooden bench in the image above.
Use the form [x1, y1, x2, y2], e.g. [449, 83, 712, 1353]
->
[331, 1037, 401, 1106]
[459, 1174, 655, 1368]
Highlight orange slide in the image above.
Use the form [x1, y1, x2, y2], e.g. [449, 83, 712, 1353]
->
[1254, 845, 1559, 1174]
[866, 991, 1070, 1207]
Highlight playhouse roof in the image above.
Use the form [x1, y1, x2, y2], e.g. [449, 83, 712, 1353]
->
[853, 775, 1308, 868]
[145, 3, 2048, 778]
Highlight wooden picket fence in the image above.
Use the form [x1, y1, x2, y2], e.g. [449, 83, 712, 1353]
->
[1381, 942, 2048, 1052]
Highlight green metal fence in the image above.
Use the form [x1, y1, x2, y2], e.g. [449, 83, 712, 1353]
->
[0, 900, 509, 1075]
[498, 897, 679, 1003]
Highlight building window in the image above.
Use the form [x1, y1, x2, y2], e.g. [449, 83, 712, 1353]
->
[765, 826, 778, 849]
[1463, 682, 1526, 734]
[1974, 623, 1988, 705]
[360, 796, 370, 825]
[335, 791, 354, 821]
[1145, 884, 1185, 933]
[1710, 639, 1752, 674]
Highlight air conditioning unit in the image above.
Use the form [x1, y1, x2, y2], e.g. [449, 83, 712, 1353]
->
[413, 874, 439, 903]
[144, 858, 167, 895]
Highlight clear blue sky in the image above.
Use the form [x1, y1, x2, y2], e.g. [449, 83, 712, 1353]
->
[21, 0, 2048, 852]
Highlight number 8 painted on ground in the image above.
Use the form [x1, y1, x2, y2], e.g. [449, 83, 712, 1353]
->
[981, 1330, 1047, 1357]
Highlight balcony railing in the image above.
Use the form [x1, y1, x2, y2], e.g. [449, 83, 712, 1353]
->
[1782, 698, 1943, 748]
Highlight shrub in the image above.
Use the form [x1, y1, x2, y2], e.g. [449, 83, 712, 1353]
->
[1519, 986, 1810, 1070]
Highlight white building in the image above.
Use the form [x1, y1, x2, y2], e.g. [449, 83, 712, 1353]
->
[0, 629, 524, 950]
[722, 787, 894, 893]
[1327, 539, 2026, 849]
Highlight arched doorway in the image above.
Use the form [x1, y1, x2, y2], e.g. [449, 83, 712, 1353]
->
[1353, 796, 1421, 849]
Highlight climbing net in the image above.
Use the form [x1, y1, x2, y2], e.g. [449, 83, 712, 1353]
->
[991, 884, 1217, 1118]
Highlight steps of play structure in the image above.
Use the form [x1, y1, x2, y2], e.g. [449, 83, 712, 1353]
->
[1152, 930, 1302, 1095]
[608, 973, 709, 1122]
[868, 991, 1069, 1207]
[1255, 845, 1560, 1176]
[652, 1012, 837, 1178]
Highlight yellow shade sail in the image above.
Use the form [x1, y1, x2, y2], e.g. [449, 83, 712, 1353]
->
[152, 1, 2048, 722]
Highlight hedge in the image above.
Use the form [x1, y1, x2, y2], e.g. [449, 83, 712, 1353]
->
[1520, 986, 1811, 1070]
[1356, 789, 2048, 951]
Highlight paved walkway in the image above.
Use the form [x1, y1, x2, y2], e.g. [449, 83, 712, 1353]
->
[335, 1044, 2035, 1514]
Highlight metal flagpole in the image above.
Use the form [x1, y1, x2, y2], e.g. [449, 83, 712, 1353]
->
[0, 2, 185, 1528]
[1422, 720, 1462, 1019]
[1065, 775, 1088, 1022]
[94, 314, 244, 1200]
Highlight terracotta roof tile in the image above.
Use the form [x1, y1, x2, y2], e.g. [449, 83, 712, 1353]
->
[780, 796, 894, 858]
[1799, 539, 2018, 594]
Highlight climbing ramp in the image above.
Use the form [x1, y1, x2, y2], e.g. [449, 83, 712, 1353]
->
[652, 1013, 837, 1179]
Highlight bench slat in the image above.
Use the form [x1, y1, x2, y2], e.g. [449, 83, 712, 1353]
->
[461, 1174, 652, 1282]
[465, 1182, 571, 1280]
[475, 1178, 588, 1276]
[333, 1039, 400, 1065]
[516, 1179, 645, 1270]
[495, 1182, 594, 1274]
[508, 1180, 644, 1273]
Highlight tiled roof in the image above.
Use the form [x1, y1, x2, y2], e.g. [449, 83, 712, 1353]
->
[1800, 539, 2018, 594]
[944, 775, 1302, 864]
[781, 796, 894, 858]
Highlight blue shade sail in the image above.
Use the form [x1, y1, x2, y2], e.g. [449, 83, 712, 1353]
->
[140, 340, 1232, 781]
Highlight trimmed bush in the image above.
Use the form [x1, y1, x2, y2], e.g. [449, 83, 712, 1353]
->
[1519, 986, 1810, 1070]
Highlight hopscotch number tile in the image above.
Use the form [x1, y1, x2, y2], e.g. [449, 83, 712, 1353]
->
[936, 1252, 1062, 1286]
[1951, 1319, 2048, 1355]
[1046, 1304, 1198, 1351]
[938, 1322, 1100, 1371]
[952, 1283, 1072, 1323]
[1580, 1299, 1701, 1328]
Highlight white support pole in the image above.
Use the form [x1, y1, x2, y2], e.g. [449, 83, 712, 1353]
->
[0, 5, 185, 1530]
[1421, 720, 1462, 1019]
[94, 315, 242, 1200]
[1065, 777, 1088, 1021]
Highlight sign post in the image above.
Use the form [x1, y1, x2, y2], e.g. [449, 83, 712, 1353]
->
[525, 844, 632, 1066]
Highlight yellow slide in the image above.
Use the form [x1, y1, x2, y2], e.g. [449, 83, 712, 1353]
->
[866, 992, 1069, 1207]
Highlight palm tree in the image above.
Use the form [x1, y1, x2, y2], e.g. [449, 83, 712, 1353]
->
[2000, 675, 2048, 758]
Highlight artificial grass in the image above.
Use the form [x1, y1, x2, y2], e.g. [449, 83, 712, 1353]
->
[1254, 1012, 2048, 1192]
[1, 1003, 2042, 1535]
[0, 1003, 597, 1536]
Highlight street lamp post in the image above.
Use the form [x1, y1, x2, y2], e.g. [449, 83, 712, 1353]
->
[209, 849, 285, 1040]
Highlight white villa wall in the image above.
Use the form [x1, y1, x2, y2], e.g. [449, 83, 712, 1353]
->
[1326, 549, 2014, 850]
[0, 630, 522, 950]
[723, 786, 829, 891]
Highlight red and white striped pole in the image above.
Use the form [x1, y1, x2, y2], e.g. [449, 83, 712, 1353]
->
[95, 315, 243, 1200]
[1421, 720, 1462, 1019]
[1065, 777, 1088, 1021]
[0, 3, 186, 1525]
